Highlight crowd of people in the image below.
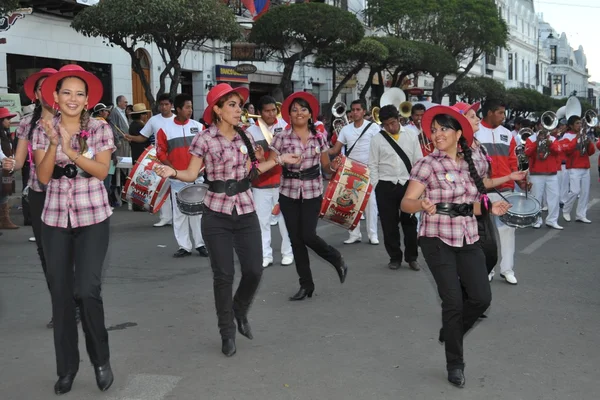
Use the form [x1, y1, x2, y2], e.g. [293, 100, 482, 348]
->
[1, 65, 598, 394]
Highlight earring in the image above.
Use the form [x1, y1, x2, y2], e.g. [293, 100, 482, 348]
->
[52, 102, 59, 111]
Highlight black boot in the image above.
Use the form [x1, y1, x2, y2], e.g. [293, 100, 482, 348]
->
[54, 373, 76, 395]
[447, 369, 465, 388]
[334, 258, 348, 283]
[221, 338, 236, 357]
[94, 362, 114, 392]
[235, 315, 253, 340]
[289, 287, 314, 301]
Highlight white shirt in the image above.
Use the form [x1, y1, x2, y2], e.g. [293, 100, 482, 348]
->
[337, 119, 380, 164]
[403, 123, 420, 138]
[368, 127, 423, 188]
[140, 114, 175, 138]
[246, 118, 288, 147]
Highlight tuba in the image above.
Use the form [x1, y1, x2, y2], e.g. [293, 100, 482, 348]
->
[332, 102, 349, 132]
[537, 111, 558, 160]
[371, 106, 380, 124]
[577, 109, 598, 155]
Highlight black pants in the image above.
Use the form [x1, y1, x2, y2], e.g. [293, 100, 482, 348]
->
[374, 181, 418, 263]
[42, 218, 111, 376]
[201, 207, 263, 339]
[279, 194, 342, 290]
[28, 190, 49, 291]
[419, 237, 491, 371]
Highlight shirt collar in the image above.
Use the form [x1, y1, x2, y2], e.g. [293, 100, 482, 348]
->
[480, 120, 495, 129]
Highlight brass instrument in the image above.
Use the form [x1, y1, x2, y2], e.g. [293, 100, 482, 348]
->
[276, 102, 282, 119]
[519, 127, 534, 142]
[537, 111, 559, 160]
[241, 109, 261, 125]
[399, 101, 412, 119]
[371, 106, 380, 124]
[577, 109, 598, 155]
[516, 126, 533, 171]
[332, 102, 349, 125]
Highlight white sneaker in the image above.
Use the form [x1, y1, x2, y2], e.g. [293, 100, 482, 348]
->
[533, 221, 542, 229]
[270, 218, 278, 226]
[281, 256, 294, 266]
[369, 237, 380, 245]
[360, 215, 366, 220]
[542, 206, 548, 212]
[262, 258, 273, 268]
[28, 237, 36, 242]
[500, 272, 518, 285]
[153, 219, 172, 227]
[562, 213, 571, 222]
[488, 270, 495, 282]
[545, 222, 564, 230]
[344, 236, 362, 244]
[576, 217, 591, 224]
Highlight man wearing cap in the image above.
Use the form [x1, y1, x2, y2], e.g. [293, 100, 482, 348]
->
[125, 103, 151, 162]
[246, 95, 294, 268]
[369, 105, 422, 271]
[156, 93, 208, 258]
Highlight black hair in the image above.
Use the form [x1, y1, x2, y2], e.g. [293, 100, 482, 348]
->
[411, 103, 426, 114]
[174, 93, 193, 114]
[567, 115, 581, 129]
[350, 99, 366, 110]
[288, 97, 318, 136]
[28, 100, 42, 141]
[379, 104, 399, 122]
[131, 112, 142, 121]
[234, 126, 260, 180]
[157, 93, 172, 104]
[56, 75, 90, 154]
[481, 98, 506, 117]
[257, 95, 277, 112]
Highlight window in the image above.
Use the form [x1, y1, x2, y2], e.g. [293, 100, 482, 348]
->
[508, 53, 513, 80]
[553, 75, 563, 96]
[550, 46, 557, 64]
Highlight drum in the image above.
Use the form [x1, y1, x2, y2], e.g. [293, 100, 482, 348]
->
[499, 192, 541, 228]
[121, 146, 170, 213]
[176, 183, 209, 216]
[319, 156, 373, 231]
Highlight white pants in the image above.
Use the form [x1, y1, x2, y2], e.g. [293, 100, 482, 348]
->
[171, 179, 204, 251]
[529, 174, 560, 225]
[252, 187, 292, 260]
[563, 168, 590, 220]
[348, 192, 379, 240]
[159, 195, 173, 222]
[488, 192, 515, 275]
[558, 164, 569, 204]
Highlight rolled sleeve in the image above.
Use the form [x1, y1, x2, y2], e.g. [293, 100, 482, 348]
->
[409, 157, 433, 186]
[189, 130, 207, 158]
[93, 123, 116, 154]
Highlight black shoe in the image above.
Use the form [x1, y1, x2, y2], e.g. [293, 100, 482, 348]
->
[438, 327, 444, 344]
[221, 338, 236, 357]
[173, 248, 192, 258]
[335, 259, 348, 283]
[408, 261, 421, 271]
[388, 261, 401, 270]
[94, 362, 114, 392]
[235, 315, 253, 340]
[196, 246, 209, 257]
[289, 287, 314, 301]
[47, 317, 54, 329]
[54, 373, 76, 395]
[447, 369, 465, 388]
[479, 314, 488, 319]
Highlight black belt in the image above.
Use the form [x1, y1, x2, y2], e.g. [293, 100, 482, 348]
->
[52, 164, 91, 179]
[207, 178, 250, 197]
[282, 164, 320, 180]
[435, 202, 473, 217]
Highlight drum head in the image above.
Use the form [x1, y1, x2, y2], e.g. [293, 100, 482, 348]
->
[505, 193, 540, 215]
[179, 184, 208, 203]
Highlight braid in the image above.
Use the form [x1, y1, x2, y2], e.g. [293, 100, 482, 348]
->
[28, 101, 42, 141]
[78, 109, 90, 154]
[459, 136, 490, 213]
[308, 119, 318, 136]
[234, 126, 259, 180]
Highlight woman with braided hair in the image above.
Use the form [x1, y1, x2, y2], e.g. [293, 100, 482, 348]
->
[32, 65, 116, 395]
[401, 106, 511, 388]
[154, 84, 299, 357]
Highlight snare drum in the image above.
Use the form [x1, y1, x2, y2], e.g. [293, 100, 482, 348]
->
[121, 146, 170, 213]
[319, 156, 373, 231]
[499, 192, 541, 228]
[176, 183, 209, 216]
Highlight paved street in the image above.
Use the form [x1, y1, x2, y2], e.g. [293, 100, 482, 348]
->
[1, 170, 599, 400]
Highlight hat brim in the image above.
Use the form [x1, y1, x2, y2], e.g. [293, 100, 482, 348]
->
[24, 71, 56, 102]
[281, 92, 320, 124]
[130, 109, 150, 114]
[0, 112, 18, 120]
[41, 70, 103, 109]
[202, 87, 249, 125]
[421, 105, 474, 147]
[468, 102, 481, 114]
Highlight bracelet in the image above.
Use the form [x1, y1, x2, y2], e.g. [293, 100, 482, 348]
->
[174, 169, 178, 178]
[329, 165, 336, 172]
[71, 154, 81, 163]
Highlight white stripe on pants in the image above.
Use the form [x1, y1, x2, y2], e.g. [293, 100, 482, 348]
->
[252, 187, 292, 260]
[563, 168, 590, 220]
[558, 164, 569, 204]
[488, 192, 515, 275]
[159, 195, 173, 222]
[171, 179, 204, 251]
[348, 192, 379, 240]
[529, 174, 560, 225]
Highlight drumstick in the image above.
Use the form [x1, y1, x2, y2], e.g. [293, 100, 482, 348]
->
[493, 189, 510, 203]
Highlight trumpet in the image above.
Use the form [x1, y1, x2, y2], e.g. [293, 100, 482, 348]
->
[276, 102, 282, 119]
[241, 109, 261, 125]
[399, 101, 412, 119]
[577, 109, 598, 155]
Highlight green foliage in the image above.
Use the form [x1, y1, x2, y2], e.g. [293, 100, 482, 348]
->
[316, 38, 388, 72]
[449, 76, 506, 103]
[0, 0, 20, 16]
[505, 88, 555, 117]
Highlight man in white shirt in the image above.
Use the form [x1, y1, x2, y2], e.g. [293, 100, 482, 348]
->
[247, 96, 294, 268]
[369, 105, 423, 271]
[139, 94, 176, 227]
[329, 99, 380, 245]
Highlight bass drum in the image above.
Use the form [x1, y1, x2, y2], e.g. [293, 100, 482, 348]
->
[499, 192, 541, 228]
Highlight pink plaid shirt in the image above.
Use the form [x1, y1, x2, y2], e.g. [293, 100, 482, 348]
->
[270, 127, 329, 200]
[471, 144, 490, 178]
[410, 150, 480, 247]
[189, 125, 256, 215]
[15, 115, 45, 192]
[32, 116, 116, 228]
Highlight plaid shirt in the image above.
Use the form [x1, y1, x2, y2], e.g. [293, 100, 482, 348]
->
[471, 143, 490, 178]
[16, 115, 46, 192]
[409, 149, 480, 247]
[189, 125, 256, 215]
[32, 116, 116, 228]
[270, 127, 329, 200]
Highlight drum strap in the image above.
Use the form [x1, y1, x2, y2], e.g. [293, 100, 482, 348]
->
[345, 122, 374, 158]
[379, 130, 412, 173]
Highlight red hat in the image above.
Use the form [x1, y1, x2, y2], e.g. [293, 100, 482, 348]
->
[421, 105, 475, 147]
[0, 107, 17, 120]
[202, 83, 249, 125]
[281, 92, 320, 124]
[41, 64, 103, 108]
[452, 101, 481, 115]
[23, 68, 58, 102]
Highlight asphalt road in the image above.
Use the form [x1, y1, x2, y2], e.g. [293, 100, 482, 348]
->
[1, 171, 599, 400]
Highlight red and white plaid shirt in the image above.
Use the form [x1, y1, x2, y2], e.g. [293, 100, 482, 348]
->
[16, 114, 46, 192]
[189, 125, 256, 215]
[270, 126, 329, 200]
[471, 143, 490, 179]
[32, 116, 116, 228]
[409, 149, 480, 247]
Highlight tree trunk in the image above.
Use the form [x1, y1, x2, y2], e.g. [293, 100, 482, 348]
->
[431, 75, 445, 104]
[360, 68, 376, 100]
[279, 52, 303, 98]
[326, 64, 364, 122]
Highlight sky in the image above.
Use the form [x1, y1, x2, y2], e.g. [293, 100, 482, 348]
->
[534, 0, 600, 81]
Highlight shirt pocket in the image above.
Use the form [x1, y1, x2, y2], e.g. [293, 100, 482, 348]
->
[435, 173, 455, 191]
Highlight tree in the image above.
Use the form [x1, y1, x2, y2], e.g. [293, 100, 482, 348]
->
[449, 76, 506, 104]
[0, 0, 19, 16]
[72, 0, 241, 108]
[505, 88, 553, 119]
[249, 3, 364, 98]
[366, 0, 508, 103]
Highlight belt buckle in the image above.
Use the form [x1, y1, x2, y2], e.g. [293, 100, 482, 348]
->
[225, 180, 237, 196]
